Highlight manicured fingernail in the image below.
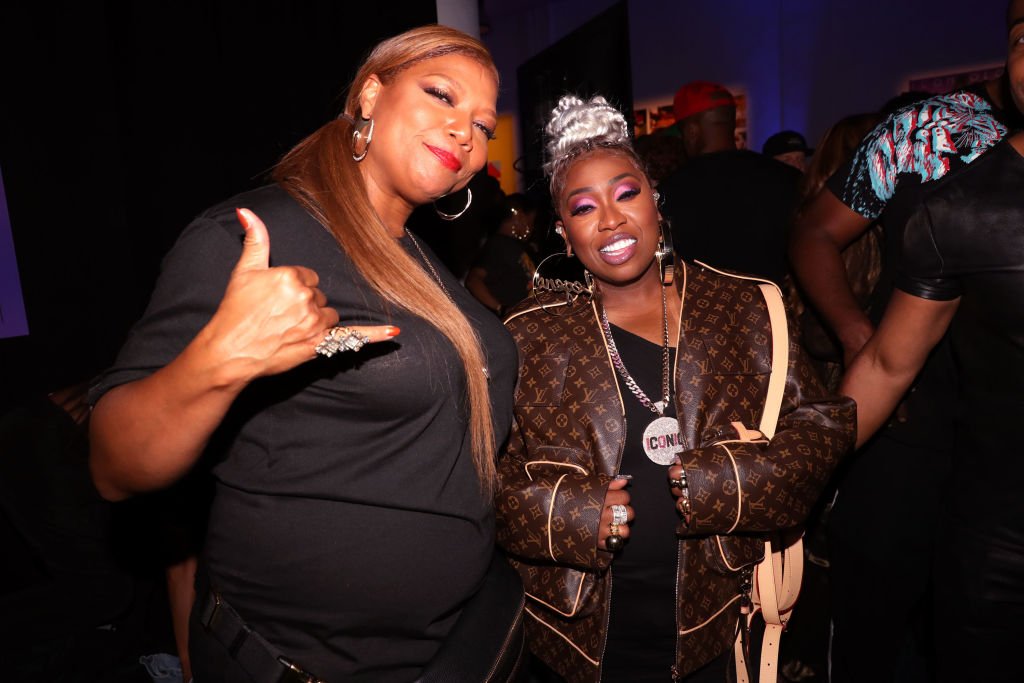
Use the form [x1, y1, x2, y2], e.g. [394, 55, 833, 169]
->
[614, 474, 632, 480]
[386, 326, 400, 337]
[235, 207, 250, 228]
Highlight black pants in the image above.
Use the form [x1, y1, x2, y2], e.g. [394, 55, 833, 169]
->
[827, 432, 951, 683]
[933, 512, 1024, 683]
[529, 651, 731, 683]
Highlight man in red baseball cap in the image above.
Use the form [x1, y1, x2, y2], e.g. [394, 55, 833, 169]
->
[673, 80, 737, 120]
[658, 80, 801, 287]
[670, 81, 738, 157]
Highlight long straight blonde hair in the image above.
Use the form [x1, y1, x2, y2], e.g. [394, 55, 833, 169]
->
[273, 25, 501, 494]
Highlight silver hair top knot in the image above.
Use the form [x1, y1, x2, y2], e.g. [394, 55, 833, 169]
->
[543, 95, 631, 176]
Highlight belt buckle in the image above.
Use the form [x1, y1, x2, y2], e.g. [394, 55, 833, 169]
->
[277, 656, 324, 683]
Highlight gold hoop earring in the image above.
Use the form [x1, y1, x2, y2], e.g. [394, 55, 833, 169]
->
[435, 188, 473, 221]
[351, 118, 374, 162]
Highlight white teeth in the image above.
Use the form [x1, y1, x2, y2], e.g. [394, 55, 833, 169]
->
[600, 237, 637, 253]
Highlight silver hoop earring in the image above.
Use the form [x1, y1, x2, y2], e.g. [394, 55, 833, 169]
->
[656, 218, 676, 286]
[351, 118, 374, 162]
[434, 187, 472, 221]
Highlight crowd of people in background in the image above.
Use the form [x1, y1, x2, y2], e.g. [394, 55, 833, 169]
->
[2, 2, 1023, 682]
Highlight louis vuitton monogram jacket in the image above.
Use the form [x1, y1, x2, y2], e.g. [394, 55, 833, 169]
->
[495, 262, 855, 682]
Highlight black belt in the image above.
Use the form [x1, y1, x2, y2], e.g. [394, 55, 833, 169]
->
[195, 578, 325, 683]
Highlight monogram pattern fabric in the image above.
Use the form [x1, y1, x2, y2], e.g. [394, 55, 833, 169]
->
[495, 263, 855, 683]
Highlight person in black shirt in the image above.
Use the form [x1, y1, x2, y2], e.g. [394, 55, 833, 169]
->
[465, 192, 538, 315]
[842, 129, 1024, 683]
[495, 94, 855, 683]
[659, 81, 801, 288]
[789, 4, 1023, 678]
[88, 26, 522, 683]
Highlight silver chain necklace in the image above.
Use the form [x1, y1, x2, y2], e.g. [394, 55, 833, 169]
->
[405, 228, 490, 380]
[406, 228, 455, 301]
[599, 285, 684, 465]
[599, 285, 670, 415]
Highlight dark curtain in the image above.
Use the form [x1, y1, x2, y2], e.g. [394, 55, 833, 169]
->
[0, 1, 436, 402]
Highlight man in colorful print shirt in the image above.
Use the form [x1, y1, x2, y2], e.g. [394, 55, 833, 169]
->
[788, 5, 1022, 679]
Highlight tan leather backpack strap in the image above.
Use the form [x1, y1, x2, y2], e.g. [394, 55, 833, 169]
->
[757, 282, 787, 440]
[732, 282, 803, 683]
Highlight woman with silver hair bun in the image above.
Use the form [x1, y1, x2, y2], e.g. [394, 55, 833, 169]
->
[495, 94, 855, 682]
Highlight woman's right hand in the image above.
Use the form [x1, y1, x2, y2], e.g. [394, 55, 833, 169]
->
[599, 477, 634, 551]
[200, 208, 397, 385]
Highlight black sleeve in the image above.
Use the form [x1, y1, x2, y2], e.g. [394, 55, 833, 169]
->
[896, 200, 961, 301]
[87, 216, 243, 405]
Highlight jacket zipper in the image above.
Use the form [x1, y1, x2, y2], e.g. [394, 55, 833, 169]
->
[484, 592, 526, 683]
[593, 292, 628, 682]
[671, 269, 687, 680]
[670, 540, 684, 681]
[596, 413, 626, 682]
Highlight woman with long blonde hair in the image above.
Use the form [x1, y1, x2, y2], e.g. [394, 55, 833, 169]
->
[89, 25, 524, 682]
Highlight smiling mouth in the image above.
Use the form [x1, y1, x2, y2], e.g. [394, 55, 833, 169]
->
[425, 144, 462, 172]
[599, 237, 637, 255]
[597, 235, 638, 265]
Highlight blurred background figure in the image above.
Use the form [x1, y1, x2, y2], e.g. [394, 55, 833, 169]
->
[788, 112, 883, 392]
[465, 192, 538, 316]
[0, 380, 178, 682]
[762, 130, 814, 173]
[773, 110, 883, 683]
[788, 11, 1022, 676]
[633, 133, 688, 186]
[660, 80, 801, 287]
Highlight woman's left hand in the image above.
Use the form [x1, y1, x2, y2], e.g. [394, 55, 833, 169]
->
[599, 478, 634, 551]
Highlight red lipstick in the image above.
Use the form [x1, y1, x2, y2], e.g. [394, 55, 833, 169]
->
[425, 144, 462, 172]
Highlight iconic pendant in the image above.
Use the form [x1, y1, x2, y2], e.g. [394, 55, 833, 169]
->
[642, 416, 684, 465]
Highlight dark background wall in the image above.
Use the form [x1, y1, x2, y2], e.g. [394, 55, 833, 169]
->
[484, 0, 1010, 153]
[1, 0, 1013, 401]
[0, 2, 435, 401]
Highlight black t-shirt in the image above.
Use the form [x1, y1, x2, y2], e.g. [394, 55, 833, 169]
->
[472, 233, 535, 308]
[897, 138, 1024, 519]
[88, 184, 518, 682]
[660, 149, 801, 287]
[600, 325, 679, 682]
[825, 85, 1011, 446]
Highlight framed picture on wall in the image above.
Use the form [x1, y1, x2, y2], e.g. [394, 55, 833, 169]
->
[632, 108, 649, 137]
[907, 63, 1004, 94]
[632, 86, 748, 148]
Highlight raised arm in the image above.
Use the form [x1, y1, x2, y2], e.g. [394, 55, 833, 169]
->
[788, 189, 875, 365]
[89, 209, 394, 501]
[840, 290, 959, 448]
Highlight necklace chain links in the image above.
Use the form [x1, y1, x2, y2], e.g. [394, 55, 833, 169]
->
[405, 228, 490, 380]
[406, 228, 454, 301]
[599, 285, 671, 416]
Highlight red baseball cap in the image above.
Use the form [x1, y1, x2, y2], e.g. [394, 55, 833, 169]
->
[673, 81, 736, 121]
